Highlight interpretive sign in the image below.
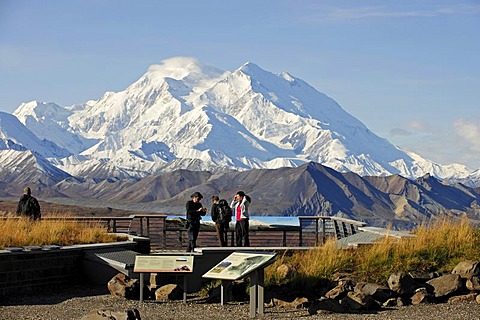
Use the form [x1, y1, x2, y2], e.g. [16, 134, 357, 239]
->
[203, 252, 276, 281]
[134, 255, 194, 273]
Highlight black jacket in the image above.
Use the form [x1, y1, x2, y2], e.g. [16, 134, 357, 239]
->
[186, 200, 204, 222]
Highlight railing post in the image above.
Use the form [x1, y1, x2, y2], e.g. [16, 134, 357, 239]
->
[298, 217, 303, 247]
[139, 216, 144, 236]
[146, 217, 150, 237]
[315, 217, 319, 246]
[322, 218, 326, 244]
[282, 230, 287, 247]
[162, 216, 167, 249]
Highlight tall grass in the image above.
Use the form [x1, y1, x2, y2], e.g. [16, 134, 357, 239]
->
[0, 216, 127, 248]
[266, 217, 480, 289]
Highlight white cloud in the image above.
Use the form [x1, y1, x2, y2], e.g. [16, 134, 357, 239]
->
[298, 4, 480, 23]
[453, 119, 480, 152]
[405, 120, 439, 135]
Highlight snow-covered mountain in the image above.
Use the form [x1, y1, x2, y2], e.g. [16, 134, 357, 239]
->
[6, 57, 477, 184]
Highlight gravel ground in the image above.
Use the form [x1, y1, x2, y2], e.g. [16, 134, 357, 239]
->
[2, 285, 480, 320]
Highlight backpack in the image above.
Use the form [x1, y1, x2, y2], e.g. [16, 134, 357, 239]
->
[217, 199, 232, 223]
[21, 196, 40, 219]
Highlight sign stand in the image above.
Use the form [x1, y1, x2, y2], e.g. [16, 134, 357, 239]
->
[134, 254, 195, 303]
[249, 268, 265, 317]
[202, 251, 276, 317]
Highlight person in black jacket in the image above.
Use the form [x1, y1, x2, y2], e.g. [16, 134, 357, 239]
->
[185, 192, 207, 252]
[211, 195, 230, 247]
[16, 187, 41, 220]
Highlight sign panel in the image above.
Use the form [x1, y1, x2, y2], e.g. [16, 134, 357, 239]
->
[134, 255, 194, 273]
[203, 252, 276, 280]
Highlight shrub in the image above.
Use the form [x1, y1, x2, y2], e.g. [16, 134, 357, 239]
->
[0, 215, 127, 248]
[265, 216, 480, 288]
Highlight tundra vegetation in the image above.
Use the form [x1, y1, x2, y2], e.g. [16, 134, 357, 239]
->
[265, 217, 480, 289]
[0, 214, 127, 248]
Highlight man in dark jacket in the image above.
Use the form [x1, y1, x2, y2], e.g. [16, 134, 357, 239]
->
[211, 195, 230, 247]
[16, 187, 41, 220]
[185, 191, 206, 252]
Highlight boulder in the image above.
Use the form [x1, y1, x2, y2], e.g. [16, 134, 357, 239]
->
[426, 274, 463, 298]
[81, 309, 141, 320]
[107, 273, 140, 300]
[270, 297, 308, 309]
[354, 282, 394, 303]
[308, 298, 345, 315]
[411, 287, 431, 305]
[382, 297, 408, 307]
[408, 271, 439, 282]
[155, 284, 183, 300]
[452, 260, 480, 279]
[466, 276, 480, 291]
[387, 272, 416, 295]
[325, 279, 354, 300]
[448, 293, 477, 303]
[339, 291, 379, 311]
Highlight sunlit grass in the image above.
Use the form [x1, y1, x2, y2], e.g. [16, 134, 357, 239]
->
[266, 216, 480, 289]
[0, 214, 128, 248]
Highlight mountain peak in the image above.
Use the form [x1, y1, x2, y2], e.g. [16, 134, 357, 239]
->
[146, 57, 225, 81]
[5, 57, 476, 186]
[238, 62, 269, 78]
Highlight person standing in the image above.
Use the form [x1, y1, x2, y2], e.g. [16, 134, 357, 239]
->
[185, 192, 207, 252]
[211, 195, 231, 247]
[16, 187, 41, 220]
[231, 191, 250, 247]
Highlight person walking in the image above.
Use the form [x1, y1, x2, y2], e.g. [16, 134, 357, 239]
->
[231, 191, 250, 247]
[185, 192, 207, 252]
[211, 195, 231, 247]
[16, 187, 41, 220]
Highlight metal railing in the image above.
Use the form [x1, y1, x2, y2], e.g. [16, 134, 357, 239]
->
[2, 215, 366, 249]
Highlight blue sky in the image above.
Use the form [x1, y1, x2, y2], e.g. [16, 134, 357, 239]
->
[1, 0, 479, 168]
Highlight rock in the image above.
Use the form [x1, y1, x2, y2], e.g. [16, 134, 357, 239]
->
[448, 293, 477, 303]
[452, 260, 480, 279]
[308, 298, 344, 315]
[476, 294, 480, 304]
[388, 272, 416, 295]
[81, 308, 141, 320]
[107, 273, 140, 300]
[411, 287, 431, 305]
[155, 284, 183, 300]
[467, 276, 480, 291]
[271, 297, 308, 309]
[408, 271, 439, 282]
[325, 279, 354, 300]
[354, 282, 394, 303]
[340, 291, 379, 311]
[426, 274, 463, 298]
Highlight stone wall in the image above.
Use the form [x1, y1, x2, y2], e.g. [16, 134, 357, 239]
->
[0, 238, 148, 296]
[0, 248, 83, 296]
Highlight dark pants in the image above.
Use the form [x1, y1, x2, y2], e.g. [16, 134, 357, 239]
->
[187, 220, 200, 251]
[235, 219, 250, 247]
[215, 222, 229, 247]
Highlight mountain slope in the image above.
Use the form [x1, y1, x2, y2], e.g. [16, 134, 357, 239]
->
[10, 57, 474, 183]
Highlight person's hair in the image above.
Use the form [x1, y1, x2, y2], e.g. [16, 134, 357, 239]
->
[212, 195, 219, 201]
[236, 191, 245, 197]
[24, 187, 31, 195]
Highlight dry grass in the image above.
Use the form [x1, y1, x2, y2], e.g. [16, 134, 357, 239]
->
[0, 215, 128, 248]
[266, 216, 480, 289]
